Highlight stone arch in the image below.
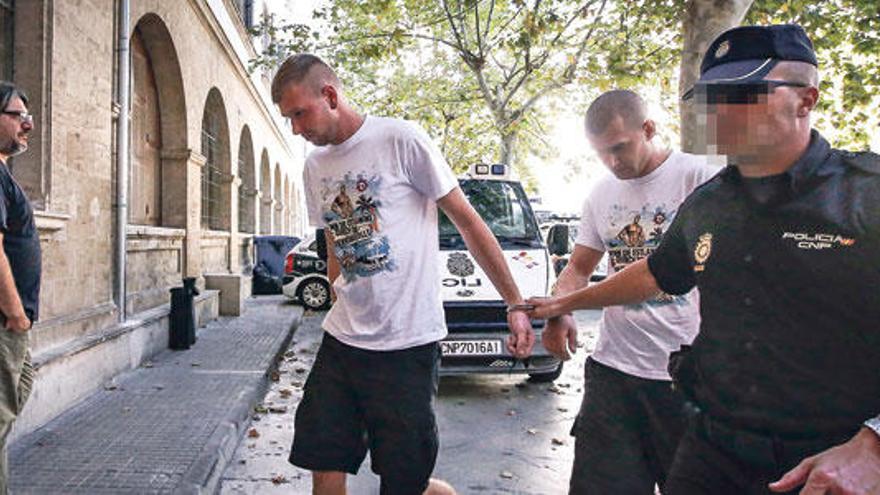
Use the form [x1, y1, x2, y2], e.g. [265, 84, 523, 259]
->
[259, 150, 271, 234]
[131, 13, 188, 227]
[200, 87, 231, 231]
[237, 126, 256, 233]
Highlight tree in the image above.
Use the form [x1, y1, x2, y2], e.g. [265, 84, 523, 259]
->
[679, 0, 754, 152]
[253, 0, 685, 177]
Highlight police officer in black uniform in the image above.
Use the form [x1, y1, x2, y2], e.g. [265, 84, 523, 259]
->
[528, 24, 880, 495]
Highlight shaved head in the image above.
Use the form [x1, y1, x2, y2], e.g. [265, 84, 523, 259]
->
[585, 90, 647, 135]
[271, 54, 341, 103]
[768, 60, 820, 87]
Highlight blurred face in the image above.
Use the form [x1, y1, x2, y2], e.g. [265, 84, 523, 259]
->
[699, 80, 807, 162]
[277, 82, 338, 146]
[0, 96, 33, 160]
[587, 115, 654, 180]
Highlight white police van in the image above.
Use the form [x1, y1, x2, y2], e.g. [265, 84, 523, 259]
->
[438, 164, 563, 382]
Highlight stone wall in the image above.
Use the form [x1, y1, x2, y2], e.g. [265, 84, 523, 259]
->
[7, 0, 307, 437]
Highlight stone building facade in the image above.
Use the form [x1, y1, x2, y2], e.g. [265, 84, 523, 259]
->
[1, 0, 307, 437]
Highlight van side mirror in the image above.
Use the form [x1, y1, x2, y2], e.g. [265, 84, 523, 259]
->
[315, 228, 328, 261]
[546, 224, 570, 256]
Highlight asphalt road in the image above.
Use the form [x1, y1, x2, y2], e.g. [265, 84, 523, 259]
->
[220, 309, 604, 495]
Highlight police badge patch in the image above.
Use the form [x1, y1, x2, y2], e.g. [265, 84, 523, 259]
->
[447, 252, 475, 277]
[694, 233, 713, 272]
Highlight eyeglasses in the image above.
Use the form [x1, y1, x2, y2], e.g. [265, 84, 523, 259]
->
[1, 110, 34, 125]
[684, 80, 810, 105]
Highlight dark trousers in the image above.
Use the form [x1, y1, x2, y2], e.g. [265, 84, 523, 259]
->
[665, 413, 856, 495]
[569, 358, 688, 494]
[289, 333, 441, 495]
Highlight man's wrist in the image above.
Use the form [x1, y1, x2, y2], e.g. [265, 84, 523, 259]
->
[506, 303, 534, 314]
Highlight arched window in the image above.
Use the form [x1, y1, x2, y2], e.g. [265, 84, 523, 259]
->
[200, 88, 231, 231]
[0, 0, 12, 80]
[130, 27, 162, 226]
[283, 176, 290, 234]
[259, 150, 271, 234]
[237, 127, 255, 233]
[273, 164, 282, 234]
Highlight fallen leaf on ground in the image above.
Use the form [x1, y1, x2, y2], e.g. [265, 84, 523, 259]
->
[269, 406, 288, 414]
[551, 438, 565, 446]
[279, 388, 292, 398]
[271, 474, 288, 485]
[270, 371, 281, 382]
[247, 428, 260, 438]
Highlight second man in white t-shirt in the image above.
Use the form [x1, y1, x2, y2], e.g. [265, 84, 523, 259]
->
[544, 89, 719, 494]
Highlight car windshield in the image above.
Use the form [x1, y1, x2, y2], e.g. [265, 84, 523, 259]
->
[439, 179, 542, 250]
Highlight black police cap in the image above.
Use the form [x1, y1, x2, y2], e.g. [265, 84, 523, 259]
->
[683, 24, 817, 100]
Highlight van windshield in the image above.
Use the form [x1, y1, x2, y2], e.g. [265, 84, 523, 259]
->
[439, 179, 542, 250]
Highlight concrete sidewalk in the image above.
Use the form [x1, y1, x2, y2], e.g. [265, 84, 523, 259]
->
[9, 295, 303, 495]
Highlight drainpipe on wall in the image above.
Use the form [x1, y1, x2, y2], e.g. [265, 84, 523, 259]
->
[114, 0, 130, 322]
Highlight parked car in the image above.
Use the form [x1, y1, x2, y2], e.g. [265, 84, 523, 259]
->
[545, 222, 608, 281]
[282, 233, 332, 310]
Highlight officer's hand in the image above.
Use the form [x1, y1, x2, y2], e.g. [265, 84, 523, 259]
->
[769, 427, 880, 494]
[5, 313, 32, 333]
[526, 295, 566, 320]
[506, 309, 535, 359]
[542, 314, 578, 361]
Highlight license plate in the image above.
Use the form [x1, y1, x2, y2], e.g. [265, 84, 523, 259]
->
[440, 339, 502, 356]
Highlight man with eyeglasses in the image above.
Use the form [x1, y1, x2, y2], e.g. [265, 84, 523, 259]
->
[527, 24, 880, 494]
[0, 81, 39, 495]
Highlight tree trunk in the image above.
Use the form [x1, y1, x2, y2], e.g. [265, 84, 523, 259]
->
[499, 132, 517, 167]
[679, 0, 754, 153]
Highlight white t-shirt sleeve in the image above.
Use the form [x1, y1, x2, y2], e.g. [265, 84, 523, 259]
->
[685, 153, 723, 190]
[399, 122, 458, 200]
[302, 158, 323, 227]
[575, 193, 605, 252]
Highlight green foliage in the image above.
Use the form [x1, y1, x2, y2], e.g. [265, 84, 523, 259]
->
[746, 0, 880, 150]
[251, 0, 687, 181]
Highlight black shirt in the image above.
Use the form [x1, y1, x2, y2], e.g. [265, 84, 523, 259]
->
[648, 130, 880, 438]
[0, 163, 41, 321]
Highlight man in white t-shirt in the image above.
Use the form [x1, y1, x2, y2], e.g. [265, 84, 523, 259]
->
[543, 90, 719, 493]
[271, 54, 536, 495]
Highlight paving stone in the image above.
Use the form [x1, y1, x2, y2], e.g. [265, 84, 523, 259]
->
[9, 296, 303, 494]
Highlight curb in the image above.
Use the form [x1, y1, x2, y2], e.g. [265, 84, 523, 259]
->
[176, 308, 304, 494]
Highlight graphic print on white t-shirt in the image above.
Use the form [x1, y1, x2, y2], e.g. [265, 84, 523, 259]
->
[603, 203, 683, 307]
[318, 171, 395, 280]
[576, 151, 721, 379]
